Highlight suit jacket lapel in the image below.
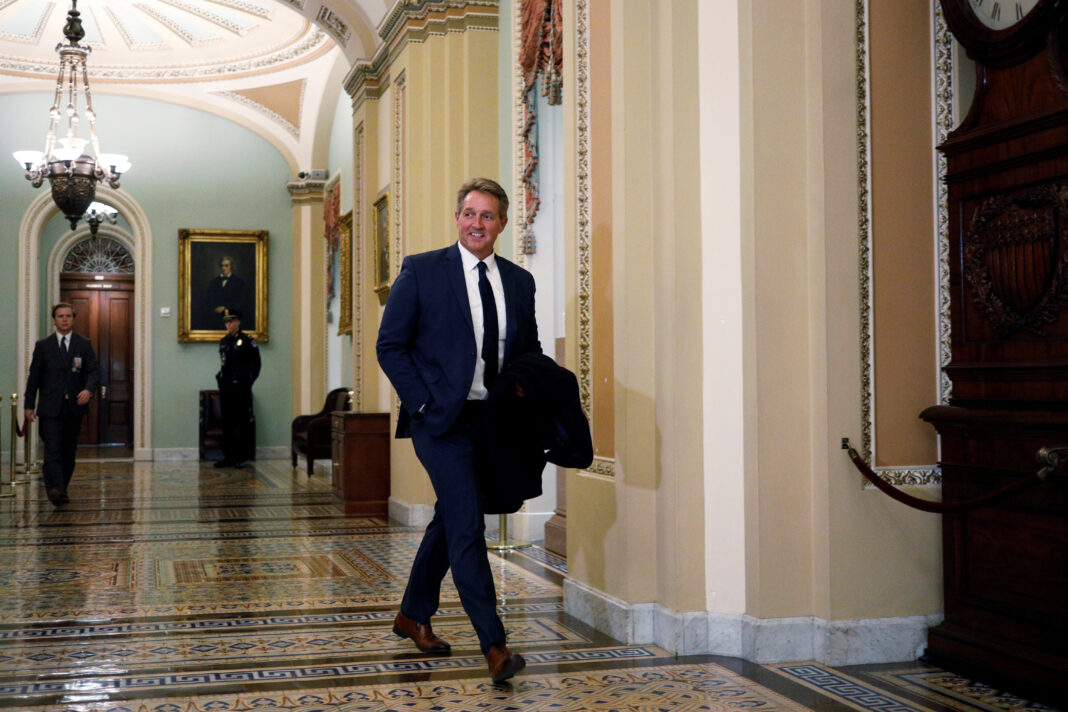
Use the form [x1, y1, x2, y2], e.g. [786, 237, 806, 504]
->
[444, 244, 474, 334]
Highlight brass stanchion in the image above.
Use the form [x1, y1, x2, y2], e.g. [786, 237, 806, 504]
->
[487, 512, 530, 550]
[9, 394, 22, 478]
[23, 401, 37, 479]
[1, 393, 11, 498]
[11, 394, 32, 483]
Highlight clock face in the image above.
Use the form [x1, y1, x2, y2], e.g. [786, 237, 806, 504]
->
[966, 0, 1041, 29]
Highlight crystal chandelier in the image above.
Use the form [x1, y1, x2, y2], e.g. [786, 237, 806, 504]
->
[12, 0, 131, 230]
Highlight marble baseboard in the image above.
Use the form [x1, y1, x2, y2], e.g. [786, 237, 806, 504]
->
[154, 448, 199, 461]
[154, 447, 286, 462]
[563, 578, 942, 665]
[389, 496, 434, 527]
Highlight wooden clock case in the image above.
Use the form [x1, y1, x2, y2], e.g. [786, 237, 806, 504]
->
[921, 1, 1068, 704]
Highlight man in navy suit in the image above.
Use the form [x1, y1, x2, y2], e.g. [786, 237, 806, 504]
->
[24, 303, 100, 507]
[377, 178, 540, 683]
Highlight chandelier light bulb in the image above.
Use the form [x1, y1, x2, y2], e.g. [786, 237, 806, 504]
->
[13, 150, 45, 169]
[53, 136, 89, 162]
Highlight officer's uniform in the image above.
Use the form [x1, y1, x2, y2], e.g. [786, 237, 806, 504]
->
[216, 311, 261, 466]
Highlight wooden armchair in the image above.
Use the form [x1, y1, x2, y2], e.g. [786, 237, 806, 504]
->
[291, 387, 350, 475]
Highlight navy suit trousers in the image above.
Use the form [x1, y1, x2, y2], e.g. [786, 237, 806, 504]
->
[38, 399, 83, 493]
[401, 401, 506, 653]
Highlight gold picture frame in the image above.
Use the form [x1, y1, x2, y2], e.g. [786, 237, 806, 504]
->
[337, 210, 353, 336]
[373, 192, 390, 300]
[178, 228, 269, 343]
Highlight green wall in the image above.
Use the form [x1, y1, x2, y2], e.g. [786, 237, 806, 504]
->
[1, 92, 293, 453]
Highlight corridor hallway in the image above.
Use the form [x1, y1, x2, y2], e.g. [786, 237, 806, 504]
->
[0, 460, 1057, 712]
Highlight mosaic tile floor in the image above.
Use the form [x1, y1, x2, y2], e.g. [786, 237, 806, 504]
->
[0, 458, 1061, 712]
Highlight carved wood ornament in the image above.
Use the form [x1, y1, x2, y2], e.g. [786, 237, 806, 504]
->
[964, 183, 1068, 336]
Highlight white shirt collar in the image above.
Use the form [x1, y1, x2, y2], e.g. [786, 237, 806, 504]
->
[457, 240, 497, 273]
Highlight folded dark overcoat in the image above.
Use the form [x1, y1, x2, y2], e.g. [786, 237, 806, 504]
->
[483, 352, 594, 514]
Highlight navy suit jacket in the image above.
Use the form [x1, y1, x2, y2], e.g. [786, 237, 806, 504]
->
[377, 243, 541, 437]
[24, 332, 100, 418]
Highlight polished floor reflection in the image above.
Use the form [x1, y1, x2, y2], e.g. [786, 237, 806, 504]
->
[0, 459, 1060, 711]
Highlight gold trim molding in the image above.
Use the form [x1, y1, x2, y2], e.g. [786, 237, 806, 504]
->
[856, 0, 947, 487]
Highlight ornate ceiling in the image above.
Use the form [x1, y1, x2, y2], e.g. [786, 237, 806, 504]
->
[0, 0, 391, 169]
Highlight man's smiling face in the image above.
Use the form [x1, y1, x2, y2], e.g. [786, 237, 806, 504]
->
[456, 190, 507, 260]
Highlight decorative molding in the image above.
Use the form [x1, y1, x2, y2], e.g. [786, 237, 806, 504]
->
[353, 122, 365, 411]
[0, 1, 54, 43]
[344, 1, 498, 101]
[285, 176, 327, 202]
[158, 0, 255, 36]
[134, 2, 220, 47]
[511, 0, 527, 268]
[855, 0, 946, 487]
[391, 71, 406, 294]
[934, 2, 954, 406]
[315, 5, 350, 47]
[377, 0, 498, 43]
[0, 27, 328, 80]
[103, 5, 169, 50]
[563, 578, 941, 665]
[572, 0, 612, 478]
[215, 87, 303, 138]
[208, 0, 273, 19]
[856, 0, 874, 466]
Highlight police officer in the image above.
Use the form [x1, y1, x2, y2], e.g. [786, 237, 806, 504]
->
[215, 309, 261, 468]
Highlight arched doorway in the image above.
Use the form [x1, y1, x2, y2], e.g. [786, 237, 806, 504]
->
[57, 236, 136, 451]
[18, 186, 155, 460]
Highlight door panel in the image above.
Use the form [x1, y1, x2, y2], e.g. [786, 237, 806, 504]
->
[100, 290, 133, 444]
[61, 274, 135, 446]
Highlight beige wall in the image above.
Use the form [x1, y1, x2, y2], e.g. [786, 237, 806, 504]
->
[565, 0, 941, 628]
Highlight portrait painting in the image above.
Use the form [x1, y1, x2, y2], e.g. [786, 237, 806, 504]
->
[178, 229, 269, 343]
[374, 192, 390, 299]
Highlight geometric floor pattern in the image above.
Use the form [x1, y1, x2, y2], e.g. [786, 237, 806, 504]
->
[0, 458, 1061, 712]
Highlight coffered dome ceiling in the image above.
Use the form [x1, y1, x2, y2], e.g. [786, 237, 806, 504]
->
[0, 0, 390, 168]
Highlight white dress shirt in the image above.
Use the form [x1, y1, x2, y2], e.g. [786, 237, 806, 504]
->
[458, 241, 507, 400]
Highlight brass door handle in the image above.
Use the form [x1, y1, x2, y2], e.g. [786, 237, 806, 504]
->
[100, 385, 108, 400]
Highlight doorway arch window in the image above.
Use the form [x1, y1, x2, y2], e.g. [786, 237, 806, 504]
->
[63, 237, 135, 273]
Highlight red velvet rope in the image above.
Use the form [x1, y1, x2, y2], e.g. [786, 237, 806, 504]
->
[843, 440, 1045, 514]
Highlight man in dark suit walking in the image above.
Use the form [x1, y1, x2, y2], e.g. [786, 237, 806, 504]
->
[377, 178, 540, 683]
[24, 303, 100, 507]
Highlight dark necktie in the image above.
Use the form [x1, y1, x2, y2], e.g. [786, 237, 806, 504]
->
[61, 336, 68, 358]
[477, 261, 498, 389]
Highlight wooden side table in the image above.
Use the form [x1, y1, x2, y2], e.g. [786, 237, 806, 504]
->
[330, 411, 390, 515]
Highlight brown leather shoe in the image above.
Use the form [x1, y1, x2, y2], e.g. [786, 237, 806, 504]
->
[392, 612, 451, 654]
[485, 644, 525, 683]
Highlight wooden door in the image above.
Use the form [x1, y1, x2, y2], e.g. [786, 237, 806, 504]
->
[61, 273, 135, 446]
